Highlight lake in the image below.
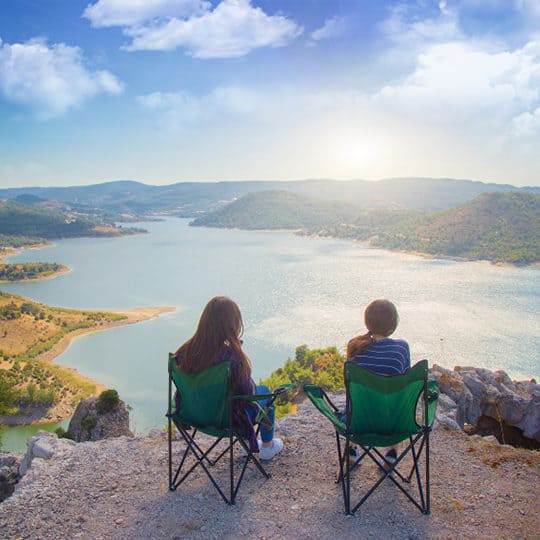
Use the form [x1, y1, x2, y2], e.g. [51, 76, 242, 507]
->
[1, 218, 539, 452]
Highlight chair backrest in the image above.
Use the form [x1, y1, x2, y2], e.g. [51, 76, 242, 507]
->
[168, 353, 231, 431]
[345, 360, 432, 446]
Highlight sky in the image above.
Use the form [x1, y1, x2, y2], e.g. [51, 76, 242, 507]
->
[0, 0, 539, 188]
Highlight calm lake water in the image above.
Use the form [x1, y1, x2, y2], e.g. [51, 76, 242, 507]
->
[1, 218, 539, 451]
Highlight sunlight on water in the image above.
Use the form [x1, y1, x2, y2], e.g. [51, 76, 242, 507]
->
[2, 218, 538, 449]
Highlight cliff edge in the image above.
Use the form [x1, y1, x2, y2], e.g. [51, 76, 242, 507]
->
[1, 392, 538, 540]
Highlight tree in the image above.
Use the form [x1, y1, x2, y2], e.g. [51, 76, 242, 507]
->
[0, 370, 17, 414]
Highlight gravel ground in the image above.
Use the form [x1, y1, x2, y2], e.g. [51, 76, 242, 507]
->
[1, 397, 539, 540]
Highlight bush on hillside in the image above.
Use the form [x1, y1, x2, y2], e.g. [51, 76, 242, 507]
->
[96, 389, 119, 415]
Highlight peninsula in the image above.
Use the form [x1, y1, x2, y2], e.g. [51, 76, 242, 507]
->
[0, 292, 174, 426]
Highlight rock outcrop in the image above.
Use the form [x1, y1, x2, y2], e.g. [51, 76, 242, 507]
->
[0, 396, 539, 539]
[19, 430, 76, 478]
[432, 365, 539, 447]
[68, 396, 132, 442]
[0, 454, 22, 503]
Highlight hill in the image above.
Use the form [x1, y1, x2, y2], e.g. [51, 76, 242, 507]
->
[190, 190, 359, 230]
[192, 190, 540, 264]
[370, 192, 540, 263]
[0, 200, 142, 240]
[1, 177, 538, 217]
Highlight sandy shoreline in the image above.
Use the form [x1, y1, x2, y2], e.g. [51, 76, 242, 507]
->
[0, 305, 175, 427]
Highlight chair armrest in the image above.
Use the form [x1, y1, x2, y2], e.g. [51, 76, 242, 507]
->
[304, 384, 345, 432]
[273, 383, 296, 395]
[304, 384, 340, 412]
[231, 383, 296, 402]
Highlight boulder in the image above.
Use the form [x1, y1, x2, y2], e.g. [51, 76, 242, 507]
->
[68, 397, 132, 443]
[19, 430, 75, 477]
[0, 454, 22, 502]
[430, 365, 540, 447]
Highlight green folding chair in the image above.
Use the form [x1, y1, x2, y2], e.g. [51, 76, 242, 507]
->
[167, 353, 293, 505]
[304, 359, 439, 515]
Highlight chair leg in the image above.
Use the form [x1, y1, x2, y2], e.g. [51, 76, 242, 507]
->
[168, 415, 173, 490]
[410, 436, 427, 513]
[230, 433, 235, 505]
[425, 429, 431, 514]
[348, 433, 430, 515]
[345, 435, 351, 515]
[335, 432, 348, 512]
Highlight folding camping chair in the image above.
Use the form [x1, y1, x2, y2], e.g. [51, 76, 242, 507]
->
[304, 359, 438, 515]
[167, 353, 293, 505]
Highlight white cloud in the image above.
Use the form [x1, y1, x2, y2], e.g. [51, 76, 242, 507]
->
[137, 85, 263, 125]
[122, 0, 302, 57]
[374, 40, 540, 128]
[515, 0, 540, 17]
[0, 36, 123, 118]
[83, 0, 210, 27]
[512, 107, 540, 137]
[310, 16, 348, 42]
[138, 36, 540, 137]
[380, 1, 461, 48]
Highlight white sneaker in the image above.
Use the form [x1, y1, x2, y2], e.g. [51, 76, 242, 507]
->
[259, 438, 284, 460]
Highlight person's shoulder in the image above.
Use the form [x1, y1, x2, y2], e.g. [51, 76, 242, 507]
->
[377, 337, 408, 347]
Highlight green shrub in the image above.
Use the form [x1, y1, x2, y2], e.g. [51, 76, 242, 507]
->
[55, 427, 72, 439]
[81, 415, 97, 432]
[96, 389, 119, 415]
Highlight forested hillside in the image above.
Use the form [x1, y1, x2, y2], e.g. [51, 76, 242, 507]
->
[370, 192, 540, 263]
[190, 190, 359, 229]
[192, 191, 540, 264]
[0, 201, 142, 240]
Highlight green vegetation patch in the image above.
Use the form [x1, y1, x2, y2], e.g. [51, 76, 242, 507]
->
[260, 345, 345, 418]
[0, 293, 128, 419]
[96, 389, 119, 414]
[0, 262, 65, 282]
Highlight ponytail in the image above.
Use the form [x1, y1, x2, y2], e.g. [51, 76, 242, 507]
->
[347, 331, 376, 359]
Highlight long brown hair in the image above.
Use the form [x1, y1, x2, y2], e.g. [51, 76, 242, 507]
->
[174, 296, 252, 383]
[347, 299, 399, 359]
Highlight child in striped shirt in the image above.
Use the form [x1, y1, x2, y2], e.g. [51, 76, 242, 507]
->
[346, 299, 410, 467]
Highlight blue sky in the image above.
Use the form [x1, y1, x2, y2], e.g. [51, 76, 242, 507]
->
[0, 0, 539, 187]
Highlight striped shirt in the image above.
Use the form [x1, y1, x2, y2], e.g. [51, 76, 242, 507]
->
[349, 338, 410, 376]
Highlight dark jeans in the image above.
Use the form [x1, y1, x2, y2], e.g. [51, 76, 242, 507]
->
[246, 385, 275, 443]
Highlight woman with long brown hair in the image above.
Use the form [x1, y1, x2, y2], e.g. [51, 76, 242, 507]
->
[174, 296, 283, 460]
[346, 299, 410, 466]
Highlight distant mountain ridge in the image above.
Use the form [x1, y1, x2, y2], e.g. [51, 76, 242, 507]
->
[1, 177, 538, 216]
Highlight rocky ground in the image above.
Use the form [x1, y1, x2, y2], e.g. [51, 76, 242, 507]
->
[1, 395, 539, 540]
